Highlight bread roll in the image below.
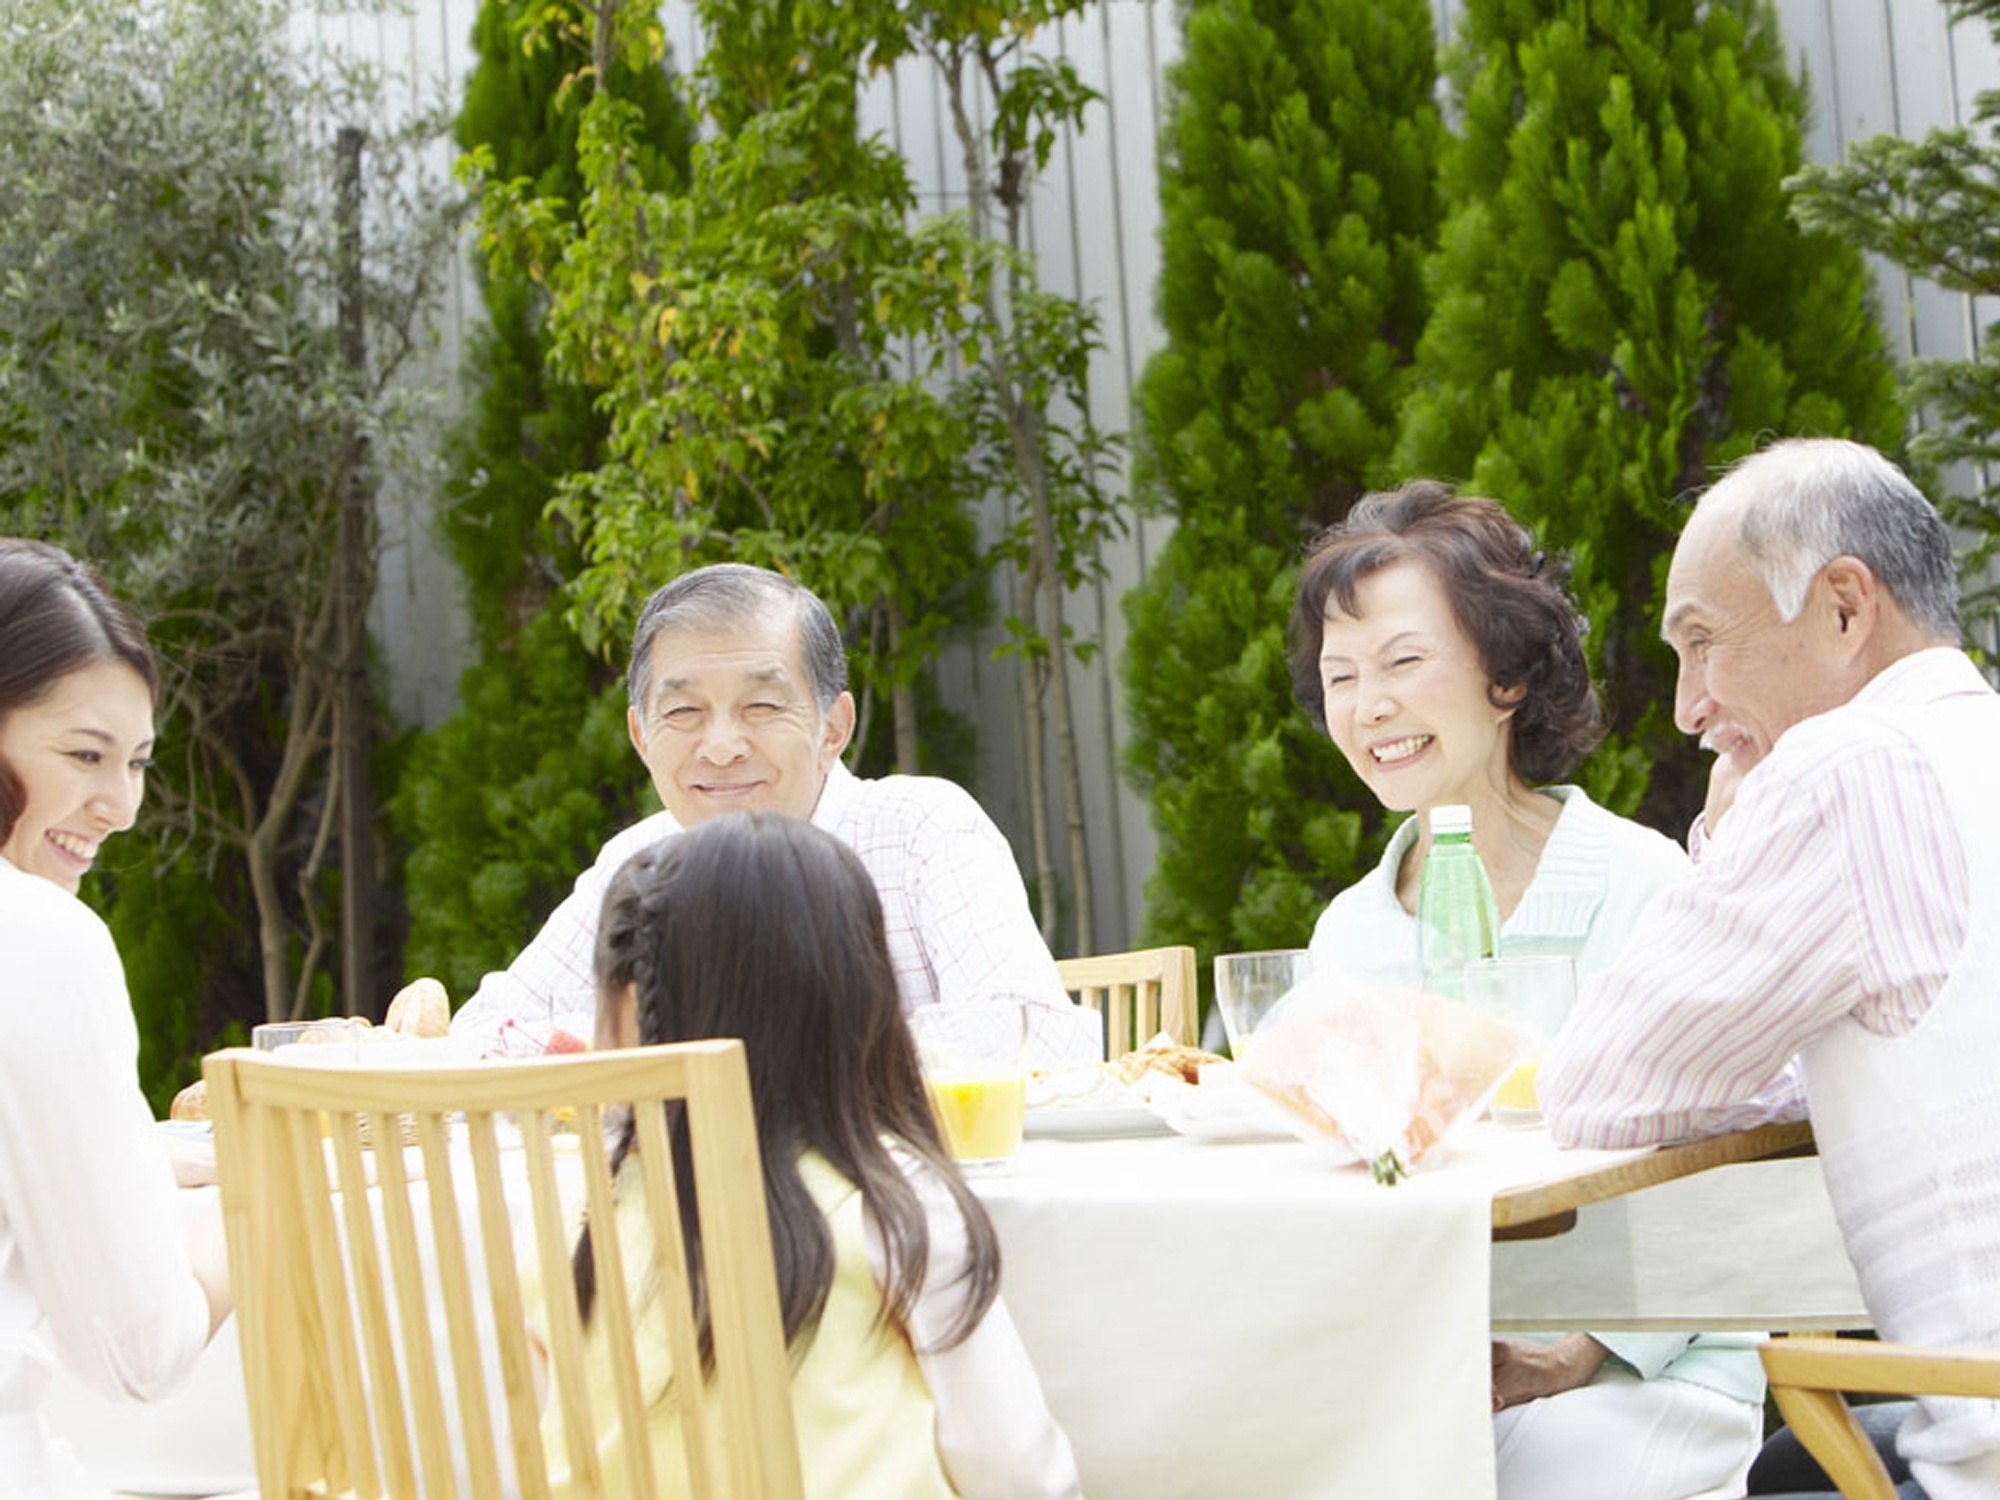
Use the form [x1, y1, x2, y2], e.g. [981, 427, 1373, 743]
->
[385, 976, 451, 1038]
[170, 1078, 208, 1122]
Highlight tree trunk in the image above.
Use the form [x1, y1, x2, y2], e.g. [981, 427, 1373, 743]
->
[1016, 601, 1060, 947]
[334, 124, 376, 1019]
[246, 811, 290, 1023]
[885, 599, 920, 775]
[939, 37, 1094, 954]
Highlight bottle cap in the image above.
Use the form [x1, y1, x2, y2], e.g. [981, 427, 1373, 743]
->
[1429, 804, 1472, 837]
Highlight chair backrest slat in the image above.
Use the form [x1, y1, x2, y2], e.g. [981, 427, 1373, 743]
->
[632, 1096, 721, 1496]
[522, 1110, 604, 1498]
[576, 1100, 663, 1500]
[205, 1042, 804, 1499]
[330, 1109, 419, 1496]
[414, 1112, 506, 1499]
[1057, 946, 1200, 1057]
[371, 1115, 459, 1500]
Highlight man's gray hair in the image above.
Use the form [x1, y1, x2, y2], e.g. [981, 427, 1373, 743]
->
[625, 564, 849, 713]
[1709, 438, 1959, 639]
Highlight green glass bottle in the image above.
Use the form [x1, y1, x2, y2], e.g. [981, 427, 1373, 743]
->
[1415, 804, 1500, 999]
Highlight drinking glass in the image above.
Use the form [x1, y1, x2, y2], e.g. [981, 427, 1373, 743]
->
[910, 1001, 1031, 1173]
[1213, 949, 1314, 1057]
[1460, 955, 1577, 1126]
[252, 1017, 367, 1060]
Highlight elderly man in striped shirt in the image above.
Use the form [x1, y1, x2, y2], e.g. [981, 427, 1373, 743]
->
[450, 562, 1099, 1067]
[1542, 438, 2000, 1500]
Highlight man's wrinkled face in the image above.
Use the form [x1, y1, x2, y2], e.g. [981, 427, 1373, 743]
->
[626, 614, 853, 826]
[1663, 508, 1845, 782]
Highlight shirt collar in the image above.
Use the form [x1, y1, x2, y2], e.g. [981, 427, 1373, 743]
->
[810, 758, 859, 830]
[1851, 646, 1991, 708]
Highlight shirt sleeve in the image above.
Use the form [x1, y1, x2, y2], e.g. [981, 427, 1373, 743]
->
[904, 797, 1099, 1066]
[866, 1167, 1082, 1500]
[451, 818, 666, 1055]
[0, 899, 209, 1402]
[1591, 1333, 1695, 1380]
[1542, 739, 1967, 1148]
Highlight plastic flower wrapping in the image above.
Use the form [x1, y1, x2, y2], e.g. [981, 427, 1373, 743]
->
[1235, 970, 1527, 1181]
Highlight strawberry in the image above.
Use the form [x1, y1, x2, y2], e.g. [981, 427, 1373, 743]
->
[544, 1028, 588, 1055]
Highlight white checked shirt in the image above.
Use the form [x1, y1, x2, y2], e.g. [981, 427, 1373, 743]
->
[451, 762, 1100, 1064]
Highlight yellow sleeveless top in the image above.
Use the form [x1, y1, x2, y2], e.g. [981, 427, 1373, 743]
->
[543, 1149, 957, 1499]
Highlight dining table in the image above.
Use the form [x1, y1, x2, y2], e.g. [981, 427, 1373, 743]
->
[43, 1114, 1861, 1500]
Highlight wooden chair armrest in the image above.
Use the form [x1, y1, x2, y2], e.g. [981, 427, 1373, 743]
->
[1762, 1337, 2000, 1400]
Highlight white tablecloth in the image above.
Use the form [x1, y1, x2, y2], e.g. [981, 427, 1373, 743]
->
[974, 1127, 1863, 1500]
[979, 1132, 1502, 1500]
[39, 1124, 1867, 1500]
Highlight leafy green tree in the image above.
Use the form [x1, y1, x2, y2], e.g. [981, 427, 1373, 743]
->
[444, 0, 691, 641]
[469, 0, 1120, 952]
[1393, 0, 1904, 832]
[1122, 0, 1444, 966]
[393, 0, 691, 994]
[1787, 0, 2000, 630]
[0, 0, 457, 1069]
[904, 0, 1125, 952]
[472, 1, 984, 763]
[397, 611, 645, 998]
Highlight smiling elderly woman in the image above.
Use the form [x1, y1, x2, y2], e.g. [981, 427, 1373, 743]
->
[1288, 482, 1764, 1500]
[0, 539, 231, 1495]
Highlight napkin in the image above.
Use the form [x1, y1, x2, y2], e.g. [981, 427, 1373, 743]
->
[1237, 970, 1526, 1177]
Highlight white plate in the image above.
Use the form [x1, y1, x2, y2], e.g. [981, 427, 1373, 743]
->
[1024, 1105, 1173, 1140]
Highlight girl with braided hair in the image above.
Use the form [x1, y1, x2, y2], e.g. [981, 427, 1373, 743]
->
[551, 812, 1079, 1500]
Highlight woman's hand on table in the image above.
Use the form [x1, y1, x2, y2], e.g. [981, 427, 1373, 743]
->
[1490, 1334, 1609, 1411]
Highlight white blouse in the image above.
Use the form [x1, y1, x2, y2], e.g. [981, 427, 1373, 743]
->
[871, 1156, 1082, 1500]
[0, 857, 209, 1490]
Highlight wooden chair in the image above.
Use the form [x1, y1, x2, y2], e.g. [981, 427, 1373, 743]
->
[1056, 945, 1198, 1058]
[203, 1042, 804, 1500]
[1759, 1336, 2000, 1499]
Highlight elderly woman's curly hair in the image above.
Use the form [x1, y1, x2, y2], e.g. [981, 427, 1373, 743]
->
[1289, 481, 1602, 785]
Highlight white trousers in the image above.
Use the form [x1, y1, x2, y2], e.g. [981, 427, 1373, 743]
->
[1494, 1368, 1764, 1500]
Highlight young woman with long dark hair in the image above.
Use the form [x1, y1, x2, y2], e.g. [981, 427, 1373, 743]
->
[0, 539, 230, 1496]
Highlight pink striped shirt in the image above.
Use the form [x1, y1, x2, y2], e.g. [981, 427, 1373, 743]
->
[1542, 649, 1977, 1148]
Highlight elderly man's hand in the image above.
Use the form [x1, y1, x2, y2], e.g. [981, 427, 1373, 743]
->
[1490, 1334, 1610, 1411]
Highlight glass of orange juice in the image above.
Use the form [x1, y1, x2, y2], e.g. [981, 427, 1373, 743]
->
[911, 1001, 1031, 1172]
[1460, 956, 1576, 1127]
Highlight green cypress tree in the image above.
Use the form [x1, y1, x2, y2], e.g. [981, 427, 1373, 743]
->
[390, 0, 693, 997]
[1123, 0, 1444, 967]
[1394, 0, 1905, 831]
[1787, 0, 2000, 632]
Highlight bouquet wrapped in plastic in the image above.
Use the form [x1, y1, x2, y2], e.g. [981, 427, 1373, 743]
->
[1236, 969, 1526, 1181]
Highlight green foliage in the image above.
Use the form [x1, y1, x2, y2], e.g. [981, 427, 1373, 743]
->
[397, 0, 692, 994]
[464, 0, 1120, 947]
[0, 0, 457, 1057]
[1123, 0, 1444, 969]
[443, 0, 692, 648]
[393, 611, 647, 998]
[101, 850, 256, 1113]
[1786, 0, 2000, 629]
[468, 8, 987, 732]
[1394, 0, 1904, 833]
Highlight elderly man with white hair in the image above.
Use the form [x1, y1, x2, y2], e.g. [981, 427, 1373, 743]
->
[1543, 438, 2000, 1500]
[451, 562, 1098, 1066]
